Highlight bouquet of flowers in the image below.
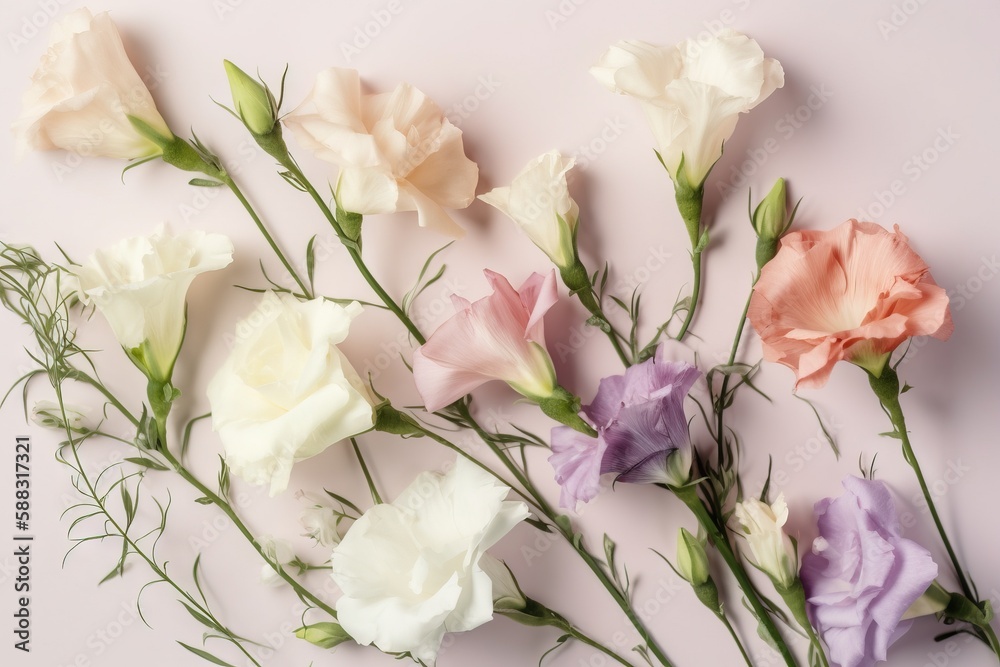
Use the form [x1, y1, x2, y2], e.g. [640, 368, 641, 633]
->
[3, 8, 996, 667]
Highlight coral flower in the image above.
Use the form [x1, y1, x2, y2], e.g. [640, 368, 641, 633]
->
[748, 220, 952, 389]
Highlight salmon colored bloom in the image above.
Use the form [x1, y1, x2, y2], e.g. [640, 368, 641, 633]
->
[748, 220, 952, 389]
[412, 270, 558, 412]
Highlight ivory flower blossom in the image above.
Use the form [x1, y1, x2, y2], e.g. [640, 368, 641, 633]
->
[13, 8, 172, 160]
[284, 68, 478, 235]
[591, 30, 783, 187]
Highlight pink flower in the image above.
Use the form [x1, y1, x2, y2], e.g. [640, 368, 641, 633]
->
[748, 220, 953, 389]
[413, 270, 559, 412]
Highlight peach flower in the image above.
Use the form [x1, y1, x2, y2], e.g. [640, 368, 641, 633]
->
[748, 220, 952, 389]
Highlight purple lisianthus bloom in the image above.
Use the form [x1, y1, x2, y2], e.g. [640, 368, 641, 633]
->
[800, 476, 938, 667]
[548, 346, 700, 510]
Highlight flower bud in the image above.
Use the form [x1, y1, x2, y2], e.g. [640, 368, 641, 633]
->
[733, 494, 798, 589]
[752, 178, 793, 271]
[31, 400, 89, 432]
[224, 60, 277, 136]
[676, 528, 710, 586]
[482, 556, 528, 612]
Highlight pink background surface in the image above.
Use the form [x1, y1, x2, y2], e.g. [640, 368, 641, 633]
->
[2, 1, 999, 666]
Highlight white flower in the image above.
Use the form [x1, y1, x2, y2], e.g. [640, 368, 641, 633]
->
[296, 490, 348, 548]
[74, 225, 233, 382]
[331, 457, 529, 663]
[733, 493, 798, 589]
[479, 151, 579, 269]
[258, 536, 295, 587]
[12, 8, 173, 160]
[591, 30, 783, 188]
[207, 292, 376, 497]
[31, 400, 90, 432]
[283, 68, 479, 235]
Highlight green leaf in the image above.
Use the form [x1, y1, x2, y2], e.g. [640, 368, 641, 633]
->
[189, 178, 224, 188]
[195, 497, 214, 505]
[180, 601, 222, 633]
[125, 457, 169, 471]
[177, 641, 239, 666]
[305, 235, 317, 289]
[294, 622, 352, 649]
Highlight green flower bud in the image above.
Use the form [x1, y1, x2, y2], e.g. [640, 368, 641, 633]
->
[752, 178, 789, 241]
[676, 527, 710, 586]
[752, 178, 795, 271]
[223, 60, 277, 136]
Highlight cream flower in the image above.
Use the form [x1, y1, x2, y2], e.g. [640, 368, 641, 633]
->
[592, 30, 783, 187]
[74, 225, 233, 382]
[331, 457, 529, 663]
[207, 292, 376, 496]
[283, 68, 479, 235]
[480, 151, 579, 269]
[12, 8, 172, 160]
[733, 494, 798, 588]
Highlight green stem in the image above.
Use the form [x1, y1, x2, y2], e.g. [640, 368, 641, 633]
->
[158, 446, 340, 620]
[560, 259, 632, 367]
[54, 385, 264, 667]
[219, 174, 314, 299]
[717, 611, 754, 667]
[351, 438, 382, 505]
[869, 367, 1000, 656]
[504, 598, 636, 667]
[715, 288, 755, 465]
[674, 248, 702, 341]
[454, 403, 676, 667]
[277, 158, 424, 343]
[673, 184, 705, 342]
[674, 485, 799, 667]
[780, 580, 829, 667]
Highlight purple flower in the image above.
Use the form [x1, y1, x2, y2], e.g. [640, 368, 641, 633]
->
[800, 476, 938, 667]
[548, 347, 700, 510]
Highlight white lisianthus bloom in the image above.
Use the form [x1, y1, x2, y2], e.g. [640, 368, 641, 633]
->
[283, 68, 479, 235]
[74, 225, 233, 383]
[31, 400, 90, 432]
[479, 151, 579, 269]
[12, 8, 173, 160]
[296, 490, 348, 548]
[207, 292, 376, 497]
[258, 536, 296, 587]
[591, 30, 784, 188]
[733, 493, 798, 589]
[331, 457, 529, 663]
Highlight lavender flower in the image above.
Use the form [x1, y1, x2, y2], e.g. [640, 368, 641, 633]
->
[800, 476, 938, 667]
[548, 347, 700, 510]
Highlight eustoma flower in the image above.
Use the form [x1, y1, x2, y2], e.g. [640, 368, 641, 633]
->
[548, 347, 700, 510]
[413, 269, 559, 411]
[733, 494, 798, 588]
[12, 8, 173, 160]
[480, 151, 579, 269]
[331, 457, 529, 663]
[74, 224, 233, 384]
[748, 219, 953, 389]
[801, 477, 938, 667]
[207, 292, 376, 496]
[283, 68, 479, 235]
[591, 30, 783, 188]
